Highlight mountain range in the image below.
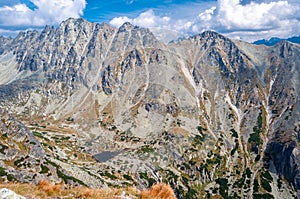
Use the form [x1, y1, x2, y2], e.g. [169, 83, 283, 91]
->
[253, 36, 300, 46]
[0, 18, 300, 199]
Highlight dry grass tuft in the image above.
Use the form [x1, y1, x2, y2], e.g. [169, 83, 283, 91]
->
[82, 188, 94, 197]
[142, 183, 176, 199]
[37, 180, 61, 196]
[37, 180, 50, 189]
[0, 182, 142, 198]
[0, 181, 176, 199]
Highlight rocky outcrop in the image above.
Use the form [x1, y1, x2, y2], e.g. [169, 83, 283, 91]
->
[0, 188, 26, 199]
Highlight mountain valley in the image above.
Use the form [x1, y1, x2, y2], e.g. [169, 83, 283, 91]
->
[0, 18, 299, 199]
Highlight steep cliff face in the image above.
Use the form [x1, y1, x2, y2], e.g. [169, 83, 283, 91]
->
[0, 18, 299, 198]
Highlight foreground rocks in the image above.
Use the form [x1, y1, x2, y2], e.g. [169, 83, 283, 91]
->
[0, 188, 25, 199]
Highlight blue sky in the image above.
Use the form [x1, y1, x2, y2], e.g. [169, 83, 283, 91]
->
[0, 0, 299, 42]
[84, 0, 215, 22]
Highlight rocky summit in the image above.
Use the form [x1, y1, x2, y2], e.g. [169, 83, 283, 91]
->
[0, 18, 299, 199]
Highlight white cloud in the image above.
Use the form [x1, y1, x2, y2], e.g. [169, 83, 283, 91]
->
[0, 28, 23, 37]
[216, 0, 297, 30]
[0, 0, 86, 27]
[110, 9, 183, 42]
[110, 16, 132, 28]
[109, 0, 300, 42]
[110, 9, 170, 29]
[206, 0, 300, 41]
[199, 6, 216, 21]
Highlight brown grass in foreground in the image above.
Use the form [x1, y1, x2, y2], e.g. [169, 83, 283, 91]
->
[0, 181, 177, 199]
[37, 180, 62, 196]
[141, 183, 176, 199]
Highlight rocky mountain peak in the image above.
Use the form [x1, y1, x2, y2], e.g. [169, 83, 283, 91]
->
[200, 30, 223, 38]
[276, 40, 295, 58]
[60, 17, 89, 27]
[0, 36, 12, 54]
[41, 24, 55, 33]
[0, 19, 300, 199]
[118, 22, 136, 33]
[192, 30, 229, 43]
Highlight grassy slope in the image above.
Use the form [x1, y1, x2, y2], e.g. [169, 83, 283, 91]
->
[0, 181, 176, 199]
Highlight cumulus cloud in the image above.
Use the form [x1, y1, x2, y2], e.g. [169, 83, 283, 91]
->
[0, 0, 86, 27]
[110, 9, 171, 29]
[194, 0, 300, 40]
[216, 0, 297, 30]
[110, 0, 300, 42]
[110, 9, 181, 42]
[223, 0, 299, 40]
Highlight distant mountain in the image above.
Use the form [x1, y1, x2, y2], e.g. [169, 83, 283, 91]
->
[254, 36, 300, 46]
[0, 18, 300, 199]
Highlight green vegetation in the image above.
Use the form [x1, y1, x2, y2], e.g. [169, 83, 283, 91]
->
[33, 131, 50, 142]
[123, 174, 133, 181]
[186, 187, 198, 199]
[165, 169, 179, 182]
[207, 154, 222, 166]
[215, 178, 228, 199]
[245, 168, 252, 178]
[0, 144, 8, 154]
[261, 179, 272, 192]
[40, 164, 49, 174]
[230, 129, 238, 138]
[182, 162, 191, 170]
[56, 168, 85, 186]
[139, 172, 156, 187]
[253, 179, 259, 193]
[33, 131, 44, 138]
[262, 171, 273, 181]
[0, 167, 6, 176]
[192, 134, 207, 146]
[277, 178, 282, 190]
[45, 159, 85, 186]
[197, 126, 207, 133]
[14, 157, 25, 167]
[272, 110, 278, 114]
[177, 185, 185, 198]
[249, 132, 260, 145]
[253, 193, 274, 199]
[231, 143, 238, 155]
[233, 177, 245, 189]
[140, 145, 154, 153]
[60, 136, 71, 141]
[257, 111, 263, 129]
[66, 117, 74, 122]
[249, 111, 263, 148]
[255, 154, 261, 162]
[182, 175, 189, 186]
[261, 171, 273, 192]
[103, 171, 117, 180]
[0, 167, 16, 182]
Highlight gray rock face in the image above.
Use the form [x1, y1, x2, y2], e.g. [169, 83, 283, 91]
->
[0, 18, 300, 198]
[0, 109, 55, 183]
[264, 142, 300, 189]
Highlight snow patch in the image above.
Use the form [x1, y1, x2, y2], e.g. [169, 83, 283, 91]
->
[178, 58, 202, 109]
[225, 92, 242, 128]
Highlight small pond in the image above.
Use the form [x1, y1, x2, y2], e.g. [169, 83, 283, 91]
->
[92, 151, 122, 163]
